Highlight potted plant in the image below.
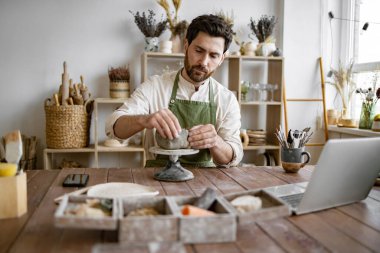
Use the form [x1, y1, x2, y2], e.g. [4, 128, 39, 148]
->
[130, 10, 168, 52]
[355, 73, 380, 129]
[248, 15, 277, 56]
[108, 66, 130, 98]
[157, 0, 188, 53]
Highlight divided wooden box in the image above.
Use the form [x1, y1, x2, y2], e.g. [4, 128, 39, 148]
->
[119, 197, 178, 243]
[223, 189, 290, 225]
[55, 195, 119, 230]
[171, 196, 237, 243]
[0, 172, 27, 219]
[54, 189, 290, 243]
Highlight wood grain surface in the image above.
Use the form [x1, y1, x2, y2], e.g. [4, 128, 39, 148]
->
[1, 166, 379, 253]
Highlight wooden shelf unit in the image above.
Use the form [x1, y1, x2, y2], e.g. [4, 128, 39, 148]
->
[43, 98, 146, 169]
[141, 52, 284, 165]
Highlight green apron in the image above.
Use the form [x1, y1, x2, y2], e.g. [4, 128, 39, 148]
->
[146, 70, 216, 167]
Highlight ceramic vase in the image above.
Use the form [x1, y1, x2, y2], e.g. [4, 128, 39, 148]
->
[159, 40, 172, 54]
[256, 42, 276, 57]
[243, 42, 257, 56]
[170, 34, 183, 53]
[144, 37, 159, 52]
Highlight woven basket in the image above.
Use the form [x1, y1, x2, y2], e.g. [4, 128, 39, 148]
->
[45, 100, 93, 149]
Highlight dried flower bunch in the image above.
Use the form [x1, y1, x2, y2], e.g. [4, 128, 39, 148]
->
[326, 60, 356, 110]
[157, 0, 188, 36]
[130, 10, 168, 38]
[356, 73, 380, 104]
[108, 66, 130, 82]
[249, 15, 277, 43]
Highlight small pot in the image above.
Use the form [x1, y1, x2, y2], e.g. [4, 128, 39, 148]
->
[109, 81, 129, 98]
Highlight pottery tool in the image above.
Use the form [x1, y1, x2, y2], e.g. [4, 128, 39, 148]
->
[54, 93, 60, 106]
[61, 61, 69, 106]
[73, 84, 84, 105]
[4, 130, 23, 172]
[293, 130, 301, 148]
[181, 205, 216, 217]
[287, 129, 294, 148]
[193, 188, 217, 210]
[54, 186, 93, 204]
[0, 138, 5, 161]
[69, 79, 75, 97]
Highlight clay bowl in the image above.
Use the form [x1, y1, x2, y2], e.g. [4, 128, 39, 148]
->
[155, 129, 190, 150]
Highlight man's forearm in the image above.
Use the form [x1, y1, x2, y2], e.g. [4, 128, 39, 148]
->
[113, 115, 148, 139]
[209, 135, 234, 165]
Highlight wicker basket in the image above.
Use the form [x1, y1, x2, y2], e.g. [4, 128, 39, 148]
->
[45, 100, 93, 149]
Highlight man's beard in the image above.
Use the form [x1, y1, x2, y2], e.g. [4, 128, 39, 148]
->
[184, 52, 214, 83]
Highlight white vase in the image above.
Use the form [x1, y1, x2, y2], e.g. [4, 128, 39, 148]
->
[159, 40, 172, 54]
[256, 42, 276, 56]
[144, 37, 159, 52]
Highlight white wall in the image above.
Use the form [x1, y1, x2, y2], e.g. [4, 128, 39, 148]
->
[0, 0, 283, 168]
[283, 0, 343, 163]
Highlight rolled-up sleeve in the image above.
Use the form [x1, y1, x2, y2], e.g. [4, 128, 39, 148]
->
[105, 81, 152, 140]
[215, 91, 243, 167]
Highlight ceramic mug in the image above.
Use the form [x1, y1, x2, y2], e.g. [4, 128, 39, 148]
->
[281, 147, 311, 173]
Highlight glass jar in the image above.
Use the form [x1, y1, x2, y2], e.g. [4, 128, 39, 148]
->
[359, 102, 376, 129]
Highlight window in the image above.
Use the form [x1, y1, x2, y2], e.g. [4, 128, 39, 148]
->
[351, 0, 380, 119]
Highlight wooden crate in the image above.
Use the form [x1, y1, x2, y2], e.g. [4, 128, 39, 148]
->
[119, 197, 178, 243]
[0, 172, 27, 219]
[171, 196, 237, 243]
[223, 189, 290, 225]
[54, 195, 119, 230]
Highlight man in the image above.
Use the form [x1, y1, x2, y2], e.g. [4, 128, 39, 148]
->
[106, 14, 243, 167]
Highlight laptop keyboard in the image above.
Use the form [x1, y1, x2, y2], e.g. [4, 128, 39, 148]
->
[280, 193, 304, 208]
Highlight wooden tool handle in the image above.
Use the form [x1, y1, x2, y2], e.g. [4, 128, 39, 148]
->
[80, 75, 86, 88]
[54, 93, 60, 106]
[54, 186, 92, 204]
[74, 83, 80, 95]
[63, 61, 67, 74]
[61, 62, 69, 106]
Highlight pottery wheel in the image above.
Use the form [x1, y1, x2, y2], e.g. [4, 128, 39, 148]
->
[149, 146, 199, 182]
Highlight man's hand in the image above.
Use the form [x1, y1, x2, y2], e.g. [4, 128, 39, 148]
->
[188, 124, 234, 165]
[144, 109, 181, 140]
[188, 124, 219, 149]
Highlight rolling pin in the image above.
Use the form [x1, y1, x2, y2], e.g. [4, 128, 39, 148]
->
[80, 75, 90, 101]
[61, 61, 69, 106]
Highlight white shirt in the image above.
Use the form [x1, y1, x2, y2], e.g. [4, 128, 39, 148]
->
[105, 71, 243, 167]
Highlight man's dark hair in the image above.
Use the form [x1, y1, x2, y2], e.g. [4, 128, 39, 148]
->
[186, 14, 233, 53]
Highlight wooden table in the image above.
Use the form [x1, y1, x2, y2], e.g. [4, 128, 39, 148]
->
[1, 166, 380, 253]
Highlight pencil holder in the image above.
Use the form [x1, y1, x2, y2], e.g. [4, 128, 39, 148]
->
[0, 172, 27, 219]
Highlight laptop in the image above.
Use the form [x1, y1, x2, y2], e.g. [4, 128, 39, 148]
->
[264, 137, 380, 215]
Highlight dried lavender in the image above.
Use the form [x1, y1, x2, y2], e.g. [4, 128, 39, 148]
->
[130, 10, 168, 37]
[249, 15, 277, 43]
[108, 66, 130, 82]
